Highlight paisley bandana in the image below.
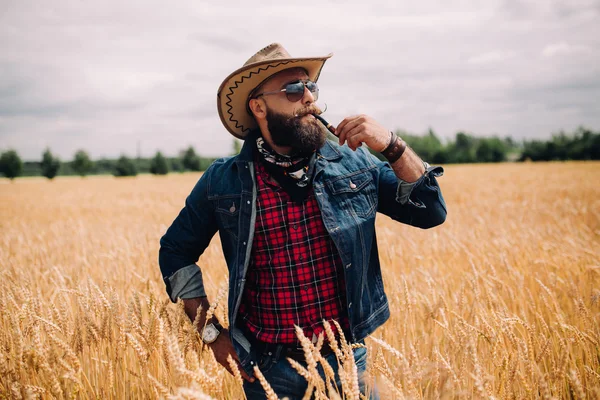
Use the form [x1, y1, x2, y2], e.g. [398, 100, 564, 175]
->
[255, 137, 317, 202]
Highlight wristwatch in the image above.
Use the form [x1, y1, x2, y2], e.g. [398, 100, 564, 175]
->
[201, 321, 222, 344]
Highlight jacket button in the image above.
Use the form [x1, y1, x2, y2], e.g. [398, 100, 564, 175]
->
[346, 263, 351, 269]
[348, 302, 352, 308]
[247, 200, 251, 204]
[349, 181, 357, 189]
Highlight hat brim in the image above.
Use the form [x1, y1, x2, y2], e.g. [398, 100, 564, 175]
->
[217, 54, 332, 139]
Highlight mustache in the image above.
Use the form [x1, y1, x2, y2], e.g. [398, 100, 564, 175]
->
[293, 105, 323, 118]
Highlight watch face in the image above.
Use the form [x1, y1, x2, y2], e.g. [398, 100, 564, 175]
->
[203, 324, 219, 343]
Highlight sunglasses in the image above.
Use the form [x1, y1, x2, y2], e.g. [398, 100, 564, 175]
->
[253, 80, 319, 103]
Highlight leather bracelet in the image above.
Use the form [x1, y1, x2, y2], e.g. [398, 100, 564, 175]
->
[380, 132, 407, 163]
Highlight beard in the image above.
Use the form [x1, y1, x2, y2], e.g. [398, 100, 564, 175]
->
[265, 108, 327, 155]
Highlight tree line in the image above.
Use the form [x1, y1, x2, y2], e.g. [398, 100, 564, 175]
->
[0, 146, 216, 180]
[367, 126, 599, 164]
[1, 126, 599, 180]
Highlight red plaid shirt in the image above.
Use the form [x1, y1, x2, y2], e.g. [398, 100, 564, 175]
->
[237, 159, 349, 344]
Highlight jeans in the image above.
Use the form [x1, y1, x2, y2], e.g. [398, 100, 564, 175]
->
[243, 345, 379, 400]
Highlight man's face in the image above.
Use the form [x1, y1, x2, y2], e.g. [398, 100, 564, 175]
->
[254, 68, 326, 155]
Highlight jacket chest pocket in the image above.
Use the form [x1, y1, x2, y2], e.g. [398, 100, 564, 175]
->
[214, 196, 241, 239]
[326, 169, 377, 219]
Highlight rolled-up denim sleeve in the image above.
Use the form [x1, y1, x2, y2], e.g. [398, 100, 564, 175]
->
[166, 264, 206, 302]
[395, 162, 444, 207]
[159, 164, 218, 302]
[374, 155, 447, 229]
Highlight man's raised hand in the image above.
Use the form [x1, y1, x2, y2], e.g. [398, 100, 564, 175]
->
[336, 114, 391, 152]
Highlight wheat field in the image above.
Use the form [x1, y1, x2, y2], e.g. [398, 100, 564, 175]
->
[0, 162, 598, 399]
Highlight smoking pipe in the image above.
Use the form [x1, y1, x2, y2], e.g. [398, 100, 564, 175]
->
[313, 113, 338, 137]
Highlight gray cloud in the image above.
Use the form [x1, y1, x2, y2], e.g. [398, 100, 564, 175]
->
[0, 0, 599, 160]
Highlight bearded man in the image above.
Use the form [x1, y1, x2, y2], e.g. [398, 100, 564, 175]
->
[159, 43, 447, 399]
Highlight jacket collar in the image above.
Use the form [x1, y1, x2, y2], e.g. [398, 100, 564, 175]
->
[235, 130, 259, 163]
[235, 129, 342, 163]
[317, 139, 342, 161]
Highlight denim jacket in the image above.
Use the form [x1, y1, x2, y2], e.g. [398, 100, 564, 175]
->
[159, 132, 447, 376]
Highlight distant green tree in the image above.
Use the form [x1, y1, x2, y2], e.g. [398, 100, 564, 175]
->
[181, 146, 201, 171]
[0, 150, 23, 180]
[584, 128, 600, 159]
[568, 127, 591, 159]
[547, 132, 571, 160]
[150, 151, 169, 175]
[170, 158, 184, 173]
[591, 133, 600, 160]
[113, 155, 138, 177]
[451, 132, 477, 163]
[41, 148, 61, 180]
[400, 128, 444, 162]
[199, 157, 215, 171]
[520, 140, 547, 161]
[432, 148, 449, 164]
[475, 138, 506, 163]
[433, 132, 468, 164]
[72, 150, 94, 176]
[503, 136, 516, 148]
[520, 127, 599, 161]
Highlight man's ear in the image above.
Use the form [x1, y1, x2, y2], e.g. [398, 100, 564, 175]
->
[248, 98, 267, 120]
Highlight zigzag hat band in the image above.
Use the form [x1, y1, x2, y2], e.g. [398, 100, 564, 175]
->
[217, 43, 332, 139]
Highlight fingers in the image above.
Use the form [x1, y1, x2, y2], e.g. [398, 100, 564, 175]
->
[345, 124, 368, 151]
[336, 114, 391, 152]
[336, 114, 359, 137]
[222, 353, 255, 382]
[337, 115, 365, 146]
[230, 353, 255, 382]
[347, 132, 369, 151]
[237, 361, 255, 382]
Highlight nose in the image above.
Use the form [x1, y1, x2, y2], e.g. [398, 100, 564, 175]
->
[301, 85, 315, 106]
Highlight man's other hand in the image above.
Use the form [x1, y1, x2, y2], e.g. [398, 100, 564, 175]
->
[336, 114, 392, 152]
[208, 328, 255, 383]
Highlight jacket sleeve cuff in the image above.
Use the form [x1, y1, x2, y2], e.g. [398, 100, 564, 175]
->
[395, 162, 444, 207]
[166, 264, 206, 302]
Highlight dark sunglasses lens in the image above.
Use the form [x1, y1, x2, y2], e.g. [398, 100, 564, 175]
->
[285, 81, 319, 102]
[308, 81, 319, 100]
[285, 82, 305, 102]
[306, 81, 319, 101]
[306, 81, 318, 92]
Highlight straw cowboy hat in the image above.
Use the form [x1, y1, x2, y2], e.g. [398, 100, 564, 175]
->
[217, 43, 332, 139]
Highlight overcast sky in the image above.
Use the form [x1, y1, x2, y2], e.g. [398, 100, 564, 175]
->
[1, 0, 599, 160]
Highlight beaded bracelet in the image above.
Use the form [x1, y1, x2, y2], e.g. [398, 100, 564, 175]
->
[380, 131, 407, 163]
